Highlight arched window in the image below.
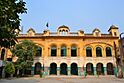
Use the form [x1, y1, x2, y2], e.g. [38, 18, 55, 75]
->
[1, 49, 5, 60]
[86, 47, 92, 57]
[61, 46, 66, 57]
[96, 47, 102, 57]
[59, 29, 68, 36]
[59, 30, 62, 35]
[71, 46, 77, 57]
[65, 30, 68, 35]
[51, 46, 57, 56]
[36, 47, 42, 57]
[106, 47, 112, 57]
[62, 30, 65, 36]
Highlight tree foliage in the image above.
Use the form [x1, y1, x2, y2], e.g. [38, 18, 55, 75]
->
[0, 0, 27, 48]
[12, 40, 37, 72]
[4, 62, 15, 75]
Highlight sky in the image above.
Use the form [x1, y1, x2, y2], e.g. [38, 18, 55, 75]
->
[20, 0, 124, 34]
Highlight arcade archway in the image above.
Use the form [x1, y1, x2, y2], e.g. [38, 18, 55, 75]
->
[96, 63, 104, 75]
[71, 63, 78, 75]
[107, 63, 114, 75]
[86, 63, 94, 75]
[60, 63, 67, 75]
[34, 62, 42, 75]
[50, 63, 57, 75]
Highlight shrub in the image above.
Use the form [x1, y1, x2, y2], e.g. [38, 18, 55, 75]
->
[4, 62, 15, 76]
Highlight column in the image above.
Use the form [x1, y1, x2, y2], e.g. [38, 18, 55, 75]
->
[104, 67, 107, 75]
[78, 67, 81, 76]
[84, 67, 87, 76]
[57, 46, 60, 57]
[48, 47, 50, 57]
[31, 66, 34, 75]
[42, 47, 44, 58]
[93, 67, 97, 75]
[44, 66, 49, 76]
[92, 48, 96, 57]
[57, 67, 60, 76]
[102, 49, 106, 58]
[48, 67, 50, 75]
[67, 46, 71, 57]
[67, 67, 71, 76]
[77, 48, 80, 57]
[80, 48, 83, 57]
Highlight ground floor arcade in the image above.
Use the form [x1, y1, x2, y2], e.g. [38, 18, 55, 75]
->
[32, 62, 116, 76]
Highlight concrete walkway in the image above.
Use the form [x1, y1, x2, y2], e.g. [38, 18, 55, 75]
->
[0, 76, 124, 83]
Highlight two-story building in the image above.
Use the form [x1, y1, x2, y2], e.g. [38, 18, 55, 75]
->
[0, 25, 119, 77]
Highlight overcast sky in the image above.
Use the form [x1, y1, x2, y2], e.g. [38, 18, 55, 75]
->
[20, 0, 124, 34]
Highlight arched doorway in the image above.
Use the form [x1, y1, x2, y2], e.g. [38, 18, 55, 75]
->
[60, 63, 67, 75]
[34, 62, 42, 75]
[96, 63, 104, 75]
[71, 63, 78, 75]
[107, 63, 114, 75]
[86, 63, 94, 75]
[50, 63, 57, 75]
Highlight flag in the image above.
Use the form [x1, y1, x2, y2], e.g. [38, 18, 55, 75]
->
[46, 22, 49, 27]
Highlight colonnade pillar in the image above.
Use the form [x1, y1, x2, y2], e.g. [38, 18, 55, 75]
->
[104, 67, 107, 75]
[78, 67, 81, 76]
[67, 67, 71, 76]
[57, 67, 60, 75]
[31, 66, 34, 75]
[93, 67, 97, 75]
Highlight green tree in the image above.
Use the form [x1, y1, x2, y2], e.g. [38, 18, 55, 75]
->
[0, 0, 27, 48]
[12, 40, 36, 76]
[4, 62, 15, 77]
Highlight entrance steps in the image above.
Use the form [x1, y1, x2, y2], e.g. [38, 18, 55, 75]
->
[33, 75, 115, 78]
[33, 75, 40, 78]
[46, 75, 81, 78]
[46, 75, 115, 78]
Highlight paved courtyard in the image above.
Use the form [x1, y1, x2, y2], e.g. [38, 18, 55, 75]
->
[0, 76, 124, 83]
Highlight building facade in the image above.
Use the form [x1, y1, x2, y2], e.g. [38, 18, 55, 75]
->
[0, 25, 119, 76]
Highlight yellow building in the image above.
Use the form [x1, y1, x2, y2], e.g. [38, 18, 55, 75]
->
[0, 25, 119, 76]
